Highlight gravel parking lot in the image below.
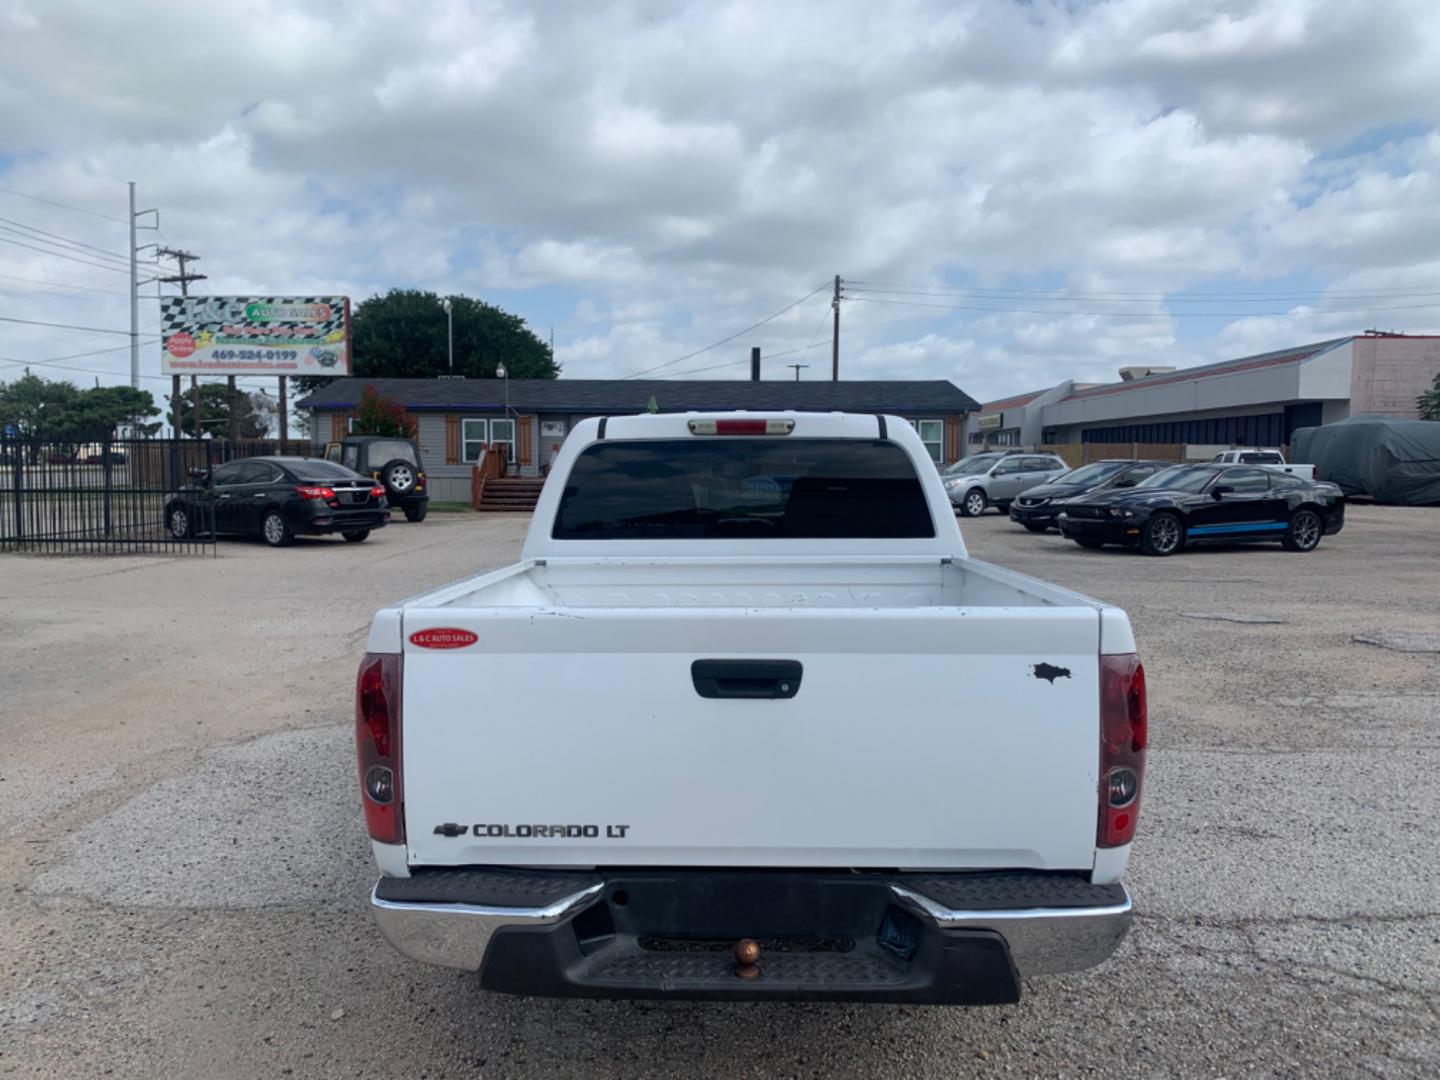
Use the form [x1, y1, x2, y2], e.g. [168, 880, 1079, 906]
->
[2, 506, 1437, 1078]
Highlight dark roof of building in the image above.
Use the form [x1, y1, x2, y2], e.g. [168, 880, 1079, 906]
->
[297, 378, 979, 415]
[1061, 338, 1352, 403]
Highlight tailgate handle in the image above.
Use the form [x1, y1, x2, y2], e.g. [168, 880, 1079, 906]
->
[691, 659, 802, 700]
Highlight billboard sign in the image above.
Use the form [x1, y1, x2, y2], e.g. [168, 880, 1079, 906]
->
[976, 412, 1003, 431]
[160, 296, 350, 376]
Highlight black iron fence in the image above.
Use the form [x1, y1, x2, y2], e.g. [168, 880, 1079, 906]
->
[0, 437, 315, 555]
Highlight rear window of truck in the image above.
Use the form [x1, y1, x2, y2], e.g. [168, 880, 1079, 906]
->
[553, 438, 935, 540]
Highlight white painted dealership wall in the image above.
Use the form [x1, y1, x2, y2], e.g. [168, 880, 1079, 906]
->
[1041, 363, 1308, 430]
[1297, 339, 1354, 402]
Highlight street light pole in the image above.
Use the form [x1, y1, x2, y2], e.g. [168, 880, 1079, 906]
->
[495, 362, 511, 469]
[441, 297, 453, 371]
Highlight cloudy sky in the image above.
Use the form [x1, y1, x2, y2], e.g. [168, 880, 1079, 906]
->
[4, 0, 1440, 406]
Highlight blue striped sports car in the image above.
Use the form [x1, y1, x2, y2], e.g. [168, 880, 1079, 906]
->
[1054, 463, 1345, 557]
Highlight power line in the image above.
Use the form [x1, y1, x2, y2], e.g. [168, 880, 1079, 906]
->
[845, 279, 1440, 301]
[0, 339, 165, 381]
[0, 270, 132, 297]
[0, 185, 127, 224]
[0, 281, 128, 319]
[0, 225, 131, 268]
[0, 217, 130, 263]
[657, 341, 839, 380]
[847, 295, 1440, 319]
[655, 357, 749, 378]
[0, 234, 136, 274]
[798, 300, 833, 367]
[0, 314, 132, 336]
[846, 284, 1440, 305]
[0, 268, 139, 319]
[0, 341, 157, 366]
[621, 284, 829, 379]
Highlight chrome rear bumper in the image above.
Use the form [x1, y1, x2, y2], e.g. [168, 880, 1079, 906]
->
[889, 883, 1131, 976]
[371, 882, 603, 971]
[370, 871, 1131, 982]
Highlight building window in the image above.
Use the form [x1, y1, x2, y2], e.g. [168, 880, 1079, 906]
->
[462, 419, 486, 462]
[491, 418, 516, 463]
[910, 419, 944, 463]
[462, 418, 515, 463]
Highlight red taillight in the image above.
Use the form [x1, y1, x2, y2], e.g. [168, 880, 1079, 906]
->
[370, 485, 385, 499]
[356, 652, 404, 844]
[296, 485, 336, 501]
[1098, 653, 1147, 848]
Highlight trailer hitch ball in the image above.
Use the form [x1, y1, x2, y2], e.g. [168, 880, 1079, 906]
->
[734, 938, 760, 979]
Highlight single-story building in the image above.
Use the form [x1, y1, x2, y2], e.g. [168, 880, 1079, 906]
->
[965, 383, 1088, 448]
[298, 378, 979, 502]
[965, 333, 1440, 454]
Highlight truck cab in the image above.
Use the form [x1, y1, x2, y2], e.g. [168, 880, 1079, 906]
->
[1209, 448, 1315, 480]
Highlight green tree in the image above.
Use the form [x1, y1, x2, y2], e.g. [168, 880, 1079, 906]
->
[169, 384, 276, 439]
[0, 374, 79, 440]
[0, 375, 160, 442]
[294, 288, 557, 393]
[353, 384, 418, 438]
[1418, 372, 1440, 420]
[63, 385, 163, 439]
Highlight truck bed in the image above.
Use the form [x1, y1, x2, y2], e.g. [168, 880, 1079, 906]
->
[403, 555, 1091, 611]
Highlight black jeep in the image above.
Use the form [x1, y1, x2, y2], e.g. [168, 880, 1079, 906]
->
[324, 436, 429, 521]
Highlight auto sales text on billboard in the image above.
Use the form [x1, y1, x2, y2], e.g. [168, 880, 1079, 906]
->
[159, 295, 351, 376]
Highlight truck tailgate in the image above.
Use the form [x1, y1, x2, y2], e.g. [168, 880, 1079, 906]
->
[401, 605, 1101, 870]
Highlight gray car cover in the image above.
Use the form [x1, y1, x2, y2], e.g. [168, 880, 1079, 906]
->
[1292, 415, 1440, 505]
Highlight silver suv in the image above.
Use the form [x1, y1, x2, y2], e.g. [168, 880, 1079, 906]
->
[941, 451, 1071, 517]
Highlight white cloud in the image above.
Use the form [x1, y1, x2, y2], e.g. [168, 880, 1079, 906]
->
[4, 0, 1440, 400]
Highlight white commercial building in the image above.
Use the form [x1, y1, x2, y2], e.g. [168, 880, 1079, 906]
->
[965, 333, 1440, 453]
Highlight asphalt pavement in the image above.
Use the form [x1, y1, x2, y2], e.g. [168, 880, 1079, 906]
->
[1, 505, 1437, 1078]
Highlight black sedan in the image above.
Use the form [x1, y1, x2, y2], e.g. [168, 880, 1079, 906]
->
[1009, 459, 1171, 532]
[165, 457, 390, 547]
[1055, 464, 1345, 556]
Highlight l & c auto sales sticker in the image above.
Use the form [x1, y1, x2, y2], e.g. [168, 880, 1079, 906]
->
[408, 628, 479, 649]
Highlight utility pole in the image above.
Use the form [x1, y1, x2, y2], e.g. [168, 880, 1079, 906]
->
[787, 363, 809, 381]
[128, 184, 159, 391]
[158, 248, 207, 439]
[831, 274, 842, 382]
[158, 248, 205, 295]
[750, 346, 761, 381]
[226, 375, 239, 442]
[129, 184, 138, 389]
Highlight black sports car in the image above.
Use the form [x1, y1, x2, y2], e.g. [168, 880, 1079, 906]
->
[1055, 463, 1345, 556]
[164, 456, 390, 547]
[1009, 459, 1171, 532]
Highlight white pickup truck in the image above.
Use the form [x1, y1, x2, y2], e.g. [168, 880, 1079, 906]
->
[1209, 448, 1315, 480]
[356, 412, 1146, 1004]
